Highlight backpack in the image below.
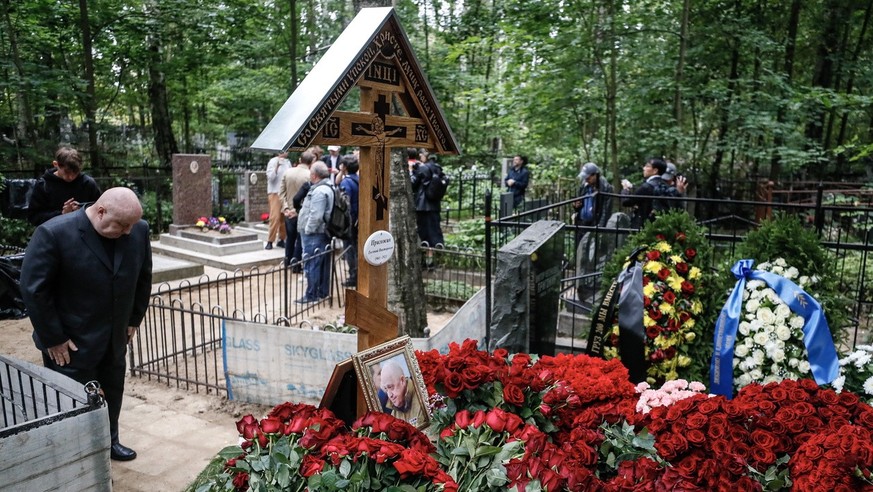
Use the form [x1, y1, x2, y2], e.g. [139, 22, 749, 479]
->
[321, 183, 353, 241]
[424, 162, 449, 202]
[651, 178, 681, 213]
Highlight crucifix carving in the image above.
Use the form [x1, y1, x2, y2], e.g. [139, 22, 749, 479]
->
[352, 94, 405, 220]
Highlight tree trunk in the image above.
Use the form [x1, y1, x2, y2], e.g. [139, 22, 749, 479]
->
[835, 0, 872, 167]
[710, 5, 741, 201]
[78, 0, 100, 174]
[146, 19, 178, 169]
[672, 0, 690, 156]
[768, 0, 801, 181]
[388, 149, 428, 336]
[605, 0, 619, 191]
[1, 0, 35, 160]
[289, 0, 298, 89]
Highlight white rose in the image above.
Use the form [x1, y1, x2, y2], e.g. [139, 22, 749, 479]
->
[743, 289, 750, 301]
[774, 258, 787, 267]
[747, 280, 765, 291]
[753, 331, 769, 345]
[771, 349, 785, 363]
[785, 266, 799, 280]
[736, 374, 752, 387]
[789, 316, 805, 329]
[758, 307, 776, 325]
[753, 350, 765, 364]
[788, 358, 799, 368]
[750, 369, 763, 380]
[745, 298, 760, 314]
[763, 375, 780, 385]
[749, 319, 764, 332]
[738, 321, 751, 336]
[735, 344, 750, 357]
[775, 325, 792, 341]
[799, 275, 810, 287]
[771, 266, 784, 275]
[774, 304, 791, 320]
[798, 360, 810, 374]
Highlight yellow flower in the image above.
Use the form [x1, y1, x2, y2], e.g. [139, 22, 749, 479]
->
[656, 242, 672, 253]
[684, 331, 697, 342]
[669, 254, 683, 265]
[677, 355, 692, 367]
[644, 314, 655, 327]
[644, 261, 664, 274]
[611, 325, 620, 335]
[604, 347, 618, 359]
[683, 319, 696, 330]
[664, 370, 679, 381]
[218, 217, 226, 223]
[643, 283, 657, 298]
[659, 303, 675, 316]
[654, 334, 679, 348]
[689, 267, 701, 280]
[667, 275, 684, 292]
[691, 300, 703, 314]
[195, 220, 206, 227]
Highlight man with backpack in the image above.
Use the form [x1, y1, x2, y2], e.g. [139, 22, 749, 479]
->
[338, 155, 360, 288]
[410, 149, 446, 254]
[296, 162, 334, 303]
[620, 157, 668, 228]
[572, 162, 614, 247]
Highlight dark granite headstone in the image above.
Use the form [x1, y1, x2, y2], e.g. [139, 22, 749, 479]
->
[575, 212, 631, 301]
[171, 154, 212, 226]
[489, 220, 564, 356]
[244, 171, 269, 223]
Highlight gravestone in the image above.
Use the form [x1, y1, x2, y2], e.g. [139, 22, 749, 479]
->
[575, 212, 631, 302]
[489, 220, 564, 355]
[244, 171, 269, 223]
[171, 154, 212, 229]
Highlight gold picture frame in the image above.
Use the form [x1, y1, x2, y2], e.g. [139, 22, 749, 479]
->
[352, 336, 431, 430]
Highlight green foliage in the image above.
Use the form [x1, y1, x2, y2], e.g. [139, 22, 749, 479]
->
[0, 217, 34, 248]
[746, 454, 792, 491]
[596, 421, 662, 480]
[140, 191, 173, 236]
[444, 219, 487, 251]
[425, 279, 478, 302]
[731, 214, 852, 344]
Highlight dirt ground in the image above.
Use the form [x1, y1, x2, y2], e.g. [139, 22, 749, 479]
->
[1, 305, 454, 491]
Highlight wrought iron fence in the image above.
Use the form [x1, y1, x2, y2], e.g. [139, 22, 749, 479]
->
[130, 245, 350, 395]
[487, 189, 873, 354]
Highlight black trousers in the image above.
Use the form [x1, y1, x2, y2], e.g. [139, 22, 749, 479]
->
[42, 345, 126, 444]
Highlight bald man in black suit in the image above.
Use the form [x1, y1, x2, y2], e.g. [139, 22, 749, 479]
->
[21, 187, 152, 461]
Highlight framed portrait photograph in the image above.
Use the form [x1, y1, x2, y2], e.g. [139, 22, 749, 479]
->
[352, 336, 431, 430]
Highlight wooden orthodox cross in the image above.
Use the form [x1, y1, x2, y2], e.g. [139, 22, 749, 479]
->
[250, 8, 459, 356]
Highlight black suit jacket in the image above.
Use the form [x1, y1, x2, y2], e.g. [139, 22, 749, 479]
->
[21, 206, 152, 369]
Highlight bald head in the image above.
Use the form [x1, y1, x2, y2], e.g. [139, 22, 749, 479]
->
[380, 360, 410, 410]
[87, 187, 143, 238]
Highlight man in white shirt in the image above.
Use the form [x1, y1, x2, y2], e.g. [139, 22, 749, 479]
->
[265, 151, 291, 249]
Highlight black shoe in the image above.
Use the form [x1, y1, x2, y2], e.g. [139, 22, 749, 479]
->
[276, 240, 285, 247]
[265, 242, 273, 250]
[110, 442, 137, 461]
[295, 297, 316, 304]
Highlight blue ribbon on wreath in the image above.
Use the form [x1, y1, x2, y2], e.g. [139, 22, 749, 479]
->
[710, 259, 839, 398]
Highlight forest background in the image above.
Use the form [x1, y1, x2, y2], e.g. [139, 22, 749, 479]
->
[2, 0, 873, 202]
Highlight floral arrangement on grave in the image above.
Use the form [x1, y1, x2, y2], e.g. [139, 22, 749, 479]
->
[832, 344, 873, 406]
[201, 403, 457, 491]
[196, 341, 873, 491]
[596, 211, 716, 385]
[195, 216, 232, 234]
[711, 215, 851, 397]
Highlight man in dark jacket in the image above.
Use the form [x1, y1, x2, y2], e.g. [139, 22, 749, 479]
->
[410, 150, 444, 248]
[21, 187, 152, 461]
[621, 157, 667, 228]
[504, 154, 530, 210]
[27, 147, 101, 226]
[572, 162, 614, 246]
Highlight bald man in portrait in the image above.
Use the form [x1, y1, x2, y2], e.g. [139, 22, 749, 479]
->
[379, 359, 427, 427]
[21, 187, 152, 461]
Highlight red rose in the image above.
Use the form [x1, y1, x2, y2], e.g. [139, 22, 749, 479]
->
[658, 268, 671, 281]
[511, 353, 532, 367]
[460, 366, 487, 390]
[646, 325, 661, 339]
[685, 413, 708, 430]
[259, 416, 282, 434]
[300, 454, 325, 477]
[675, 232, 687, 243]
[493, 348, 508, 360]
[232, 471, 249, 489]
[485, 408, 510, 433]
[681, 281, 695, 295]
[442, 372, 466, 397]
[503, 383, 526, 406]
[648, 308, 663, 321]
[655, 234, 666, 240]
[684, 248, 697, 259]
[471, 410, 487, 428]
[393, 448, 428, 477]
[647, 250, 661, 261]
[686, 429, 706, 445]
[454, 409, 472, 429]
[236, 415, 257, 435]
[675, 262, 689, 274]
[663, 291, 676, 304]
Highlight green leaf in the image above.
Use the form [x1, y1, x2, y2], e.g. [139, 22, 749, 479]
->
[340, 458, 352, 478]
[217, 445, 244, 459]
